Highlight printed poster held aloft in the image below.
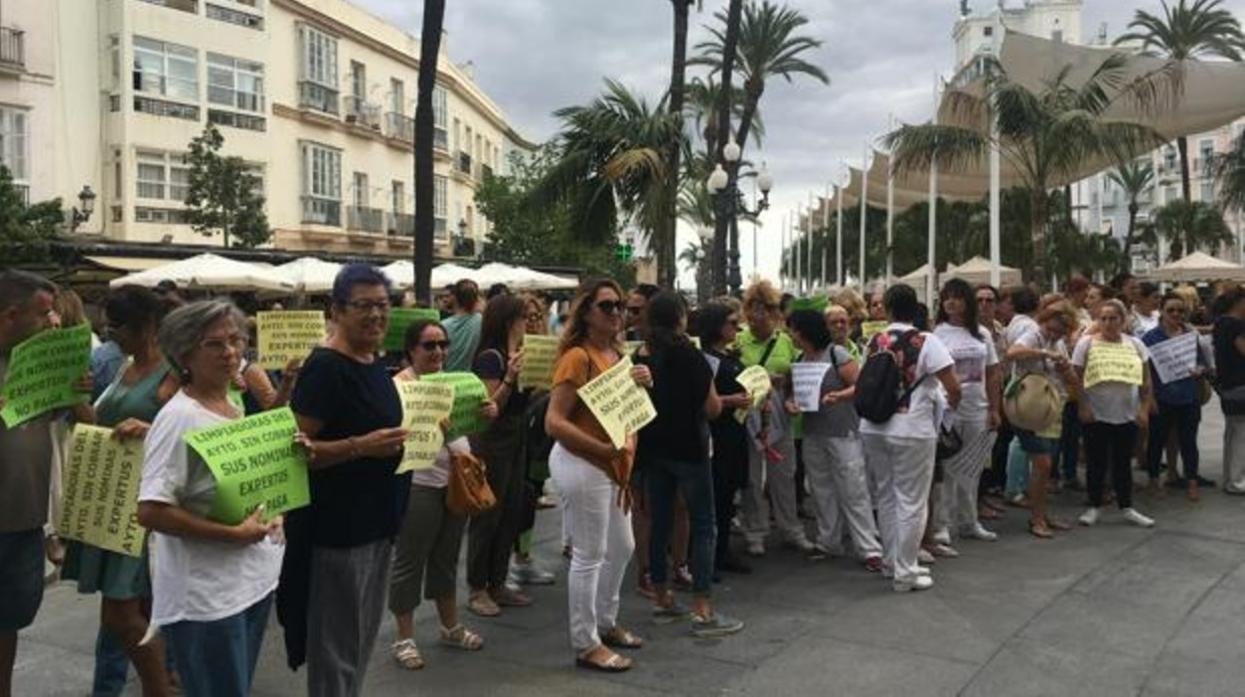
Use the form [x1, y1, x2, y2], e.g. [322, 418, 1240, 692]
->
[256, 311, 326, 370]
[58, 424, 147, 557]
[1, 323, 92, 427]
[394, 379, 455, 473]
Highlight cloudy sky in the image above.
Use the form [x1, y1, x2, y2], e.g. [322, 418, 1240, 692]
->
[355, 0, 1245, 285]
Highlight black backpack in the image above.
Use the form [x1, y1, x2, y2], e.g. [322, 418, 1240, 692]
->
[854, 329, 929, 423]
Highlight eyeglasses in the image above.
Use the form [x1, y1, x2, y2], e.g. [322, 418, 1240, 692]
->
[418, 340, 451, 352]
[596, 300, 623, 315]
[345, 299, 391, 314]
[199, 334, 248, 354]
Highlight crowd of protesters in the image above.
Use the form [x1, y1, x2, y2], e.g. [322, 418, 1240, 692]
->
[1, 262, 1244, 695]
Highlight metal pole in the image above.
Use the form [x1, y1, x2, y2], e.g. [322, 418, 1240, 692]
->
[780, 212, 788, 290]
[928, 78, 939, 306]
[795, 209, 803, 294]
[988, 16, 1002, 289]
[886, 147, 895, 287]
[822, 183, 830, 289]
[859, 147, 869, 289]
[807, 191, 815, 291]
[752, 178, 759, 282]
[836, 183, 844, 286]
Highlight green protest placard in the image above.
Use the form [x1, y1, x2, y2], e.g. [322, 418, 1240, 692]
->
[256, 311, 326, 370]
[520, 334, 559, 391]
[384, 308, 442, 352]
[184, 407, 311, 524]
[577, 355, 657, 449]
[420, 372, 489, 440]
[394, 379, 455, 473]
[1, 323, 91, 427]
[789, 296, 829, 313]
[59, 424, 146, 557]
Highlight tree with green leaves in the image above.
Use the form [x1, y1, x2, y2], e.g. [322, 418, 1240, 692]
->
[1152, 198, 1234, 260]
[0, 165, 64, 264]
[1107, 159, 1156, 271]
[885, 54, 1166, 284]
[1116, 0, 1245, 201]
[678, 238, 712, 303]
[183, 124, 269, 249]
[528, 80, 682, 263]
[1214, 133, 1245, 214]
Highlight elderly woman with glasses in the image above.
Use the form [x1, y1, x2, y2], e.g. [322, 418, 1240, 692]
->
[545, 279, 652, 673]
[388, 318, 496, 670]
[736, 280, 813, 558]
[283, 264, 411, 697]
[137, 300, 285, 697]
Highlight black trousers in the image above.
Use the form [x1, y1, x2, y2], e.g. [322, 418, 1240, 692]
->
[1085, 421, 1138, 509]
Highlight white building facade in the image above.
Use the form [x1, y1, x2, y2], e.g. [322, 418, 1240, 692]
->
[0, 0, 534, 261]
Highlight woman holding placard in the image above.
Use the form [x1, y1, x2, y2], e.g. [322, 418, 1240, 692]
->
[137, 300, 285, 697]
[544, 279, 652, 673]
[387, 318, 492, 671]
[786, 309, 883, 571]
[465, 294, 532, 617]
[1071, 299, 1157, 528]
[1142, 292, 1209, 501]
[64, 285, 179, 697]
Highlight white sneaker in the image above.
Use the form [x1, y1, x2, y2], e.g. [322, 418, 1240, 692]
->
[788, 537, 816, 554]
[927, 543, 959, 558]
[892, 575, 935, 593]
[1078, 507, 1100, 527]
[882, 564, 931, 580]
[961, 523, 999, 542]
[1121, 508, 1155, 528]
[745, 540, 766, 557]
[932, 528, 952, 546]
[917, 548, 936, 564]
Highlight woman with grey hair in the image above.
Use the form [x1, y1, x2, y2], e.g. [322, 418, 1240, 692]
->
[137, 300, 286, 696]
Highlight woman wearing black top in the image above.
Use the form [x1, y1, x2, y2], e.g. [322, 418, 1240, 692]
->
[698, 302, 757, 575]
[467, 294, 531, 617]
[635, 292, 743, 638]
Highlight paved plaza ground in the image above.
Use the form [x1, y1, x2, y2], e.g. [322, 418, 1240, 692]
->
[14, 404, 1245, 697]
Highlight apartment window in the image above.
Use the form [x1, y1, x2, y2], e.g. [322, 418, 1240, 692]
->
[432, 86, 447, 127]
[207, 109, 265, 132]
[390, 78, 404, 115]
[453, 119, 460, 152]
[133, 37, 198, 102]
[206, 3, 264, 29]
[135, 206, 189, 224]
[136, 151, 190, 202]
[298, 25, 339, 114]
[1201, 181, 1215, 203]
[138, 0, 197, 13]
[301, 141, 341, 224]
[350, 62, 366, 100]
[982, 26, 993, 37]
[352, 172, 369, 208]
[434, 174, 448, 236]
[208, 53, 264, 112]
[0, 107, 28, 184]
[392, 180, 404, 213]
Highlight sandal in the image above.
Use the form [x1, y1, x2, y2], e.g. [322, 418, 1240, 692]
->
[467, 590, 501, 617]
[600, 625, 644, 650]
[575, 646, 632, 673]
[391, 639, 425, 670]
[1029, 520, 1054, 539]
[978, 506, 1003, 521]
[1045, 517, 1072, 531]
[439, 624, 484, 651]
[491, 586, 532, 608]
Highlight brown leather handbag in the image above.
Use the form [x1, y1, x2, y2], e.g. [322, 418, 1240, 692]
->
[446, 452, 496, 516]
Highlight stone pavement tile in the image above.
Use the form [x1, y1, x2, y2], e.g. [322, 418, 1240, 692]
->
[1138, 567, 1245, 697]
[1016, 592, 1189, 660]
[12, 639, 98, 697]
[959, 637, 1150, 697]
[637, 603, 818, 668]
[361, 654, 669, 697]
[21, 583, 104, 656]
[1068, 533, 1245, 610]
[734, 636, 977, 697]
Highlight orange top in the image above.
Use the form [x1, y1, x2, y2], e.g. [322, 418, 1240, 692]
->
[551, 344, 634, 485]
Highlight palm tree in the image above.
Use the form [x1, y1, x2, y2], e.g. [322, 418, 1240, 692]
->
[412, 0, 446, 304]
[679, 238, 712, 303]
[1107, 159, 1156, 271]
[683, 76, 763, 153]
[529, 81, 682, 252]
[884, 54, 1166, 283]
[658, 0, 699, 288]
[1153, 198, 1234, 260]
[1214, 133, 1245, 213]
[1116, 0, 1245, 201]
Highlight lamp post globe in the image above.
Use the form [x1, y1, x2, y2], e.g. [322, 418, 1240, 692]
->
[722, 137, 742, 164]
[757, 165, 774, 195]
[707, 164, 729, 194]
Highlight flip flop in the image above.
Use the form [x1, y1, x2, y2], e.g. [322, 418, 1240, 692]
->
[576, 649, 632, 672]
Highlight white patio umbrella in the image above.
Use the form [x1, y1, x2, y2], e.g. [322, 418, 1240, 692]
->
[382, 261, 480, 291]
[1143, 251, 1245, 284]
[274, 257, 342, 293]
[475, 262, 578, 291]
[109, 253, 294, 293]
[943, 256, 1022, 288]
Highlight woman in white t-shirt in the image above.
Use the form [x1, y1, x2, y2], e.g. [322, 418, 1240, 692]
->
[137, 301, 285, 697]
[1071, 299, 1157, 529]
[933, 279, 1001, 544]
[387, 318, 497, 670]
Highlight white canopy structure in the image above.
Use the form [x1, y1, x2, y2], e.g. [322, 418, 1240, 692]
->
[1143, 252, 1245, 283]
[274, 257, 342, 293]
[109, 253, 294, 293]
[381, 261, 479, 291]
[475, 263, 578, 291]
[944, 256, 1022, 287]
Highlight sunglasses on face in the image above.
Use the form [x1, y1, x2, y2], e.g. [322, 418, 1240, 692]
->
[419, 340, 451, 352]
[596, 300, 623, 315]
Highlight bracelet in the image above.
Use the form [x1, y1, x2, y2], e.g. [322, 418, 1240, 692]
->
[502, 378, 515, 388]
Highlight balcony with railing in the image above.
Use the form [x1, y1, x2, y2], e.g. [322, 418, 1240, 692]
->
[301, 196, 340, 226]
[347, 205, 385, 233]
[456, 152, 472, 175]
[0, 27, 24, 70]
[138, 0, 197, 13]
[298, 81, 338, 115]
[343, 95, 381, 131]
[385, 112, 414, 143]
[386, 211, 415, 236]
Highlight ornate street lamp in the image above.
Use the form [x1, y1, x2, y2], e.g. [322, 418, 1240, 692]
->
[70, 185, 96, 231]
[708, 153, 773, 295]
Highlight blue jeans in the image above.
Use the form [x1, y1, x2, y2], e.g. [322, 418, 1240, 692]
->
[646, 457, 716, 596]
[1056, 401, 1082, 482]
[1005, 439, 1029, 496]
[92, 628, 129, 696]
[163, 594, 273, 697]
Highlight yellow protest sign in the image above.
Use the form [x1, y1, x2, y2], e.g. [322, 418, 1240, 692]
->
[577, 355, 657, 449]
[1083, 340, 1144, 389]
[624, 340, 644, 356]
[256, 311, 326, 370]
[59, 425, 146, 557]
[520, 334, 559, 390]
[861, 321, 888, 341]
[394, 379, 455, 473]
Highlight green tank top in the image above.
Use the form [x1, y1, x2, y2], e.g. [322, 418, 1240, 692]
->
[95, 360, 171, 428]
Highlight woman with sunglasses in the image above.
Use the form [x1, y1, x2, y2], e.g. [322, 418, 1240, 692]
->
[1142, 292, 1209, 501]
[1072, 299, 1156, 528]
[736, 280, 813, 558]
[387, 319, 495, 670]
[545, 279, 652, 672]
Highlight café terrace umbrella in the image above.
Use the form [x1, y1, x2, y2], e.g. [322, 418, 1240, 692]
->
[1143, 251, 1245, 284]
[108, 253, 294, 293]
[274, 257, 342, 294]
